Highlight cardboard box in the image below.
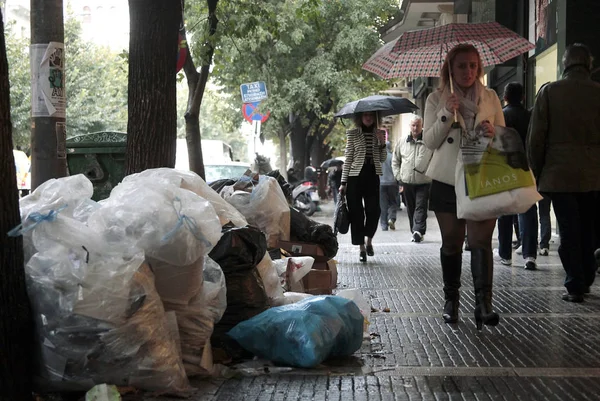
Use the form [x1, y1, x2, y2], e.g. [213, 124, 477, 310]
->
[278, 240, 329, 262]
[301, 260, 338, 295]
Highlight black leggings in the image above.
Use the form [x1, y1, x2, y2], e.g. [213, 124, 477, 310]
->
[346, 163, 380, 246]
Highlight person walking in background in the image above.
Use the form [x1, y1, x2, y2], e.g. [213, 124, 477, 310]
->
[379, 142, 400, 231]
[494, 82, 537, 270]
[423, 44, 505, 329]
[528, 43, 600, 303]
[328, 164, 342, 204]
[392, 115, 432, 242]
[339, 111, 388, 263]
[538, 196, 552, 256]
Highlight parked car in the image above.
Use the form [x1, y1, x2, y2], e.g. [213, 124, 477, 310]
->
[204, 161, 251, 184]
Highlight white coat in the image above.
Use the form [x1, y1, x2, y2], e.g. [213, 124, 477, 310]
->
[423, 85, 505, 185]
[392, 134, 433, 185]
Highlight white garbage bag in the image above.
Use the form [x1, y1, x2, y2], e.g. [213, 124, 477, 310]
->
[223, 175, 290, 248]
[88, 180, 222, 266]
[122, 168, 248, 227]
[27, 244, 190, 394]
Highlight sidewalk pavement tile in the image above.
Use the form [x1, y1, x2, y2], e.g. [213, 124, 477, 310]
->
[138, 201, 600, 400]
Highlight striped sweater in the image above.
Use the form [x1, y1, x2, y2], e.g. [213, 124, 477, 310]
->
[341, 128, 387, 183]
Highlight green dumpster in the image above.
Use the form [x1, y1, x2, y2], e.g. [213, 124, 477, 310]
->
[66, 131, 127, 201]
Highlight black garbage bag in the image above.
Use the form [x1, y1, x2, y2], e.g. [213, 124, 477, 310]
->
[289, 208, 338, 259]
[209, 224, 270, 353]
[265, 170, 293, 202]
[209, 178, 236, 194]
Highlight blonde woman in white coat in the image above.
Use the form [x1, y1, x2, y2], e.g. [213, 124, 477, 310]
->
[423, 44, 505, 330]
[339, 111, 387, 263]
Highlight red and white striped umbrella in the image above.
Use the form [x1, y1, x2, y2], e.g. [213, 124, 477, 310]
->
[363, 22, 535, 79]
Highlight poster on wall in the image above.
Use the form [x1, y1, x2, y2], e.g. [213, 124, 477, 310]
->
[535, 0, 557, 54]
[31, 42, 66, 118]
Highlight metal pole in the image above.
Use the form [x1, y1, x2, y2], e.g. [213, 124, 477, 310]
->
[30, 0, 67, 190]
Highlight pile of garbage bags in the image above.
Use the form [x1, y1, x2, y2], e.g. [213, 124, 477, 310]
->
[12, 167, 361, 396]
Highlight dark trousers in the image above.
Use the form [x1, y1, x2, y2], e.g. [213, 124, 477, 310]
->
[346, 163, 380, 246]
[538, 196, 552, 249]
[330, 180, 340, 204]
[379, 184, 399, 227]
[497, 214, 515, 260]
[513, 215, 521, 243]
[548, 192, 599, 294]
[403, 183, 430, 235]
[518, 204, 538, 259]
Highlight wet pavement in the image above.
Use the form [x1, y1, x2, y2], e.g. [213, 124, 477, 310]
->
[150, 201, 600, 401]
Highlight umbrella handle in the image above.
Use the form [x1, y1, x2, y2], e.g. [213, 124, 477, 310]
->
[448, 65, 458, 124]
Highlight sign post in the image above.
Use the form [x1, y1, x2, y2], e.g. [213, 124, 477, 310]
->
[240, 81, 268, 103]
[241, 82, 269, 158]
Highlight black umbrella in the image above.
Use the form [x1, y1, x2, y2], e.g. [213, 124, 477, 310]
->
[320, 158, 344, 169]
[334, 95, 418, 119]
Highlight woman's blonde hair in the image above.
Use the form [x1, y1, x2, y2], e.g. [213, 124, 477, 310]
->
[439, 44, 484, 90]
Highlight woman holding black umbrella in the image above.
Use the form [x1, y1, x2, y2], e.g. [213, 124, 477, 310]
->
[339, 111, 387, 263]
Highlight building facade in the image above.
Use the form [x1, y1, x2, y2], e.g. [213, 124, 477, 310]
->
[376, 0, 600, 144]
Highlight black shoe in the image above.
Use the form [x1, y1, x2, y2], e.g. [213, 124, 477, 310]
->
[561, 293, 584, 303]
[443, 299, 459, 323]
[524, 259, 537, 271]
[359, 251, 367, 263]
[366, 245, 374, 256]
[470, 248, 500, 330]
[412, 232, 423, 243]
[441, 250, 462, 324]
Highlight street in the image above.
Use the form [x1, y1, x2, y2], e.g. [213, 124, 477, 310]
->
[142, 200, 600, 401]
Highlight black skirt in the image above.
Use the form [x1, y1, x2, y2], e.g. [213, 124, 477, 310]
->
[429, 180, 457, 214]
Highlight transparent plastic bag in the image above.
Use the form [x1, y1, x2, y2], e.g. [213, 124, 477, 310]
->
[15, 175, 97, 264]
[19, 174, 94, 221]
[256, 252, 285, 306]
[336, 289, 371, 335]
[89, 180, 222, 266]
[27, 247, 190, 394]
[177, 257, 227, 376]
[148, 256, 204, 307]
[123, 168, 248, 227]
[224, 176, 291, 248]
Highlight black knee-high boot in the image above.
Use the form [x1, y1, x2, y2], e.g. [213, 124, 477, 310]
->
[441, 249, 462, 323]
[470, 248, 500, 330]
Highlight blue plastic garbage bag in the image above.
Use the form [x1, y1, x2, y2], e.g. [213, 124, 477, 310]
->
[227, 295, 364, 368]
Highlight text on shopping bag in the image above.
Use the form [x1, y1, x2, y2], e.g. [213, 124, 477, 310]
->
[462, 126, 534, 199]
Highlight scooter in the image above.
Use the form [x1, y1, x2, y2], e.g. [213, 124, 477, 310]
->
[291, 180, 320, 216]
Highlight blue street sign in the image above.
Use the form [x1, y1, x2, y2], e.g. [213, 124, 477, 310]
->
[242, 101, 270, 123]
[240, 81, 268, 103]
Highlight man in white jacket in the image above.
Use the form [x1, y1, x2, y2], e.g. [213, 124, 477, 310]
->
[392, 115, 433, 242]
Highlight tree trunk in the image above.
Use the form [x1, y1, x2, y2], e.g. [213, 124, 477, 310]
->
[279, 129, 287, 180]
[289, 119, 307, 175]
[182, 0, 219, 180]
[310, 119, 336, 167]
[30, 0, 67, 189]
[125, 0, 181, 175]
[0, 13, 34, 401]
